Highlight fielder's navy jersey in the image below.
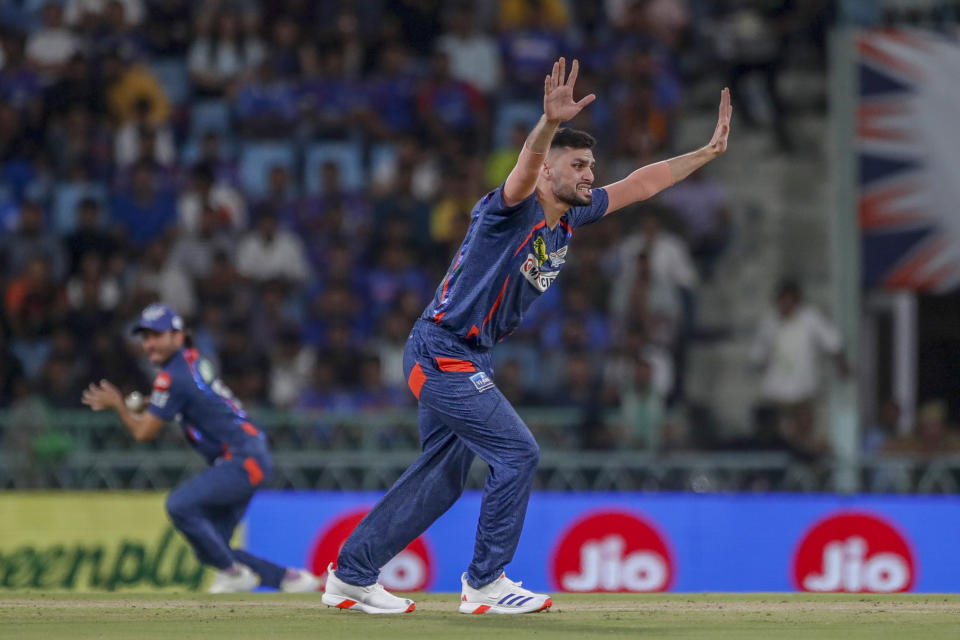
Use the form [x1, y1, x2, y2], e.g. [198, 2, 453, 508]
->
[147, 348, 267, 464]
[422, 185, 609, 348]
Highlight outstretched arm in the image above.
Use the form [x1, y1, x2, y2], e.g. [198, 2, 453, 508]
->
[503, 57, 596, 206]
[82, 379, 165, 442]
[604, 88, 732, 216]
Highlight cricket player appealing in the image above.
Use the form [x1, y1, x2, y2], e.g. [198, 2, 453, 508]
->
[322, 58, 732, 614]
[82, 303, 320, 594]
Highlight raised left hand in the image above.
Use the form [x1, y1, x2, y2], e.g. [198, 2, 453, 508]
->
[81, 379, 123, 411]
[706, 87, 732, 156]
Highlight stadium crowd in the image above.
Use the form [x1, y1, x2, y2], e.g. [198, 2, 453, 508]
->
[0, 0, 831, 455]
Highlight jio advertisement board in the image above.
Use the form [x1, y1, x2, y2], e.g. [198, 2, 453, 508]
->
[245, 492, 960, 593]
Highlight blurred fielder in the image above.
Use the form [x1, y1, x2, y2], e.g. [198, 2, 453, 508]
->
[82, 303, 319, 594]
[322, 56, 732, 614]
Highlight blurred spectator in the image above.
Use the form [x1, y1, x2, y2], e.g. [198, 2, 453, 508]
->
[126, 236, 195, 317]
[188, 12, 266, 97]
[884, 400, 960, 456]
[109, 159, 176, 247]
[235, 206, 310, 285]
[611, 354, 667, 450]
[104, 51, 170, 126]
[5, 255, 67, 376]
[268, 325, 316, 409]
[142, 0, 192, 56]
[114, 97, 175, 168]
[167, 207, 233, 281]
[499, 0, 568, 97]
[416, 51, 488, 146]
[657, 168, 730, 278]
[361, 43, 418, 141]
[44, 54, 99, 119]
[65, 251, 120, 314]
[750, 279, 848, 457]
[177, 161, 246, 235]
[863, 398, 900, 454]
[25, 2, 80, 80]
[63, 197, 118, 273]
[0, 324, 26, 405]
[234, 61, 299, 137]
[1, 200, 66, 281]
[65, 0, 144, 28]
[436, 6, 503, 95]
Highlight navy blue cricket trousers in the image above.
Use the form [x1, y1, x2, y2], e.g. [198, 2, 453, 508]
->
[165, 451, 286, 588]
[336, 320, 540, 589]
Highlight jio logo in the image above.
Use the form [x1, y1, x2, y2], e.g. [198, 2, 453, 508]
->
[793, 511, 916, 593]
[549, 510, 674, 592]
[308, 509, 434, 591]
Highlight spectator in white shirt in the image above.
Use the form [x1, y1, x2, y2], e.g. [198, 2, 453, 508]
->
[26, 3, 80, 79]
[235, 207, 310, 285]
[750, 279, 848, 457]
[177, 162, 246, 235]
[435, 6, 502, 94]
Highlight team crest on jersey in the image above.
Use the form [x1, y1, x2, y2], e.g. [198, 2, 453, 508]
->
[521, 253, 559, 293]
[549, 246, 568, 267]
[470, 371, 495, 393]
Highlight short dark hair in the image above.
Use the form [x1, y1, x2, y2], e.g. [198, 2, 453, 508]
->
[550, 128, 596, 151]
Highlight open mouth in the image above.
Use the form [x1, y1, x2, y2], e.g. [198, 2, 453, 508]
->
[576, 184, 591, 193]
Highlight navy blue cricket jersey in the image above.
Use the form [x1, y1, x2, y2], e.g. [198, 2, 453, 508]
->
[147, 348, 267, 464]
[423, 184, 609, 348]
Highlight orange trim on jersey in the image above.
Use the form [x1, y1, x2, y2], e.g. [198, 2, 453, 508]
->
[512, 221, 547, 257]
[466, 325, 479, 339]
[558, 219, 572, 235]
[481, 276, 510, 329]
[433, 249, 465, 321]
[407, 362, 426, 399]
[241, 422, 260, 437]
[436, 357, 475, 372]
[184, 348, 198, 364]
[244, 457, 264, 486]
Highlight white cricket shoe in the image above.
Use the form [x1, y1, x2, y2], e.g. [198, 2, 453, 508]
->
[280, 568, 321, 593]
[209, 563, 259, 594]
[459, 572, 552, 614]
[321, 563, 416, 614]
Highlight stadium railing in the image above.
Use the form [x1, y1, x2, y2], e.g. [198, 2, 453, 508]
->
[1, 409, 958, 493]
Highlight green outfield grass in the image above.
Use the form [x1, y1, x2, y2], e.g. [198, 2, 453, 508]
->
[2, 592, 959, 640]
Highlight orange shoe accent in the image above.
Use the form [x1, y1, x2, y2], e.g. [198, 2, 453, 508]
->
[243, 457, 264, 486]
[241, 421, 260, 436]
[462, 594, 467, 601]
[405, 603, 416, 613]
[407, 362, 426, 399]
[536, 598, 553, 612]
[336, 599, 357, 609]
[436, 357, 475, 372]
[472, 605, 491, 614]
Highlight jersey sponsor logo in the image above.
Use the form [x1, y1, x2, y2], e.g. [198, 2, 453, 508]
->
[150, 391, 169, 408]
[793, 511, 915, 593]
[521, 253, 559, 293]
[550, 510, 674, 592]
[309, 509, 434, 591]
[549, 245, 567, 267]
[153, 372, 171, 392]
[470, 371, 495, 393]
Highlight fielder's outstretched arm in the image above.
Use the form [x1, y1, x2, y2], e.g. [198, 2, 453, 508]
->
[503, 57, 596, 206]
[82, 379, 165, 442]
[604, 88, 732, 216]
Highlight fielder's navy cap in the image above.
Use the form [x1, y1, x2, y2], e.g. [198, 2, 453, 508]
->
[132, 303, 184, 334]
